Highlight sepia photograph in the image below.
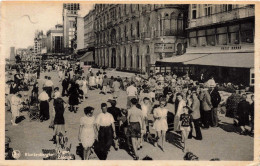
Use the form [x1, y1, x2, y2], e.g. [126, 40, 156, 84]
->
[1, 1, 257, 162]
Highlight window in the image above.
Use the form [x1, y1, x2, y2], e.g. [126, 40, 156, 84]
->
[206, 28, 215, 46]
[189, 31, 197, 47]
[197, 30, 206, 46]
[228, 25, 239, 44]
[191, 4, 197, 19]
[216, 27, 227, 45]
[204, 4, 212, 16]
[251, 73, 255, 84]
[241, 22, 254, 43]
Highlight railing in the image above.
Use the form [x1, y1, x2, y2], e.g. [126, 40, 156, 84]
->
[189, 6, 254, 28]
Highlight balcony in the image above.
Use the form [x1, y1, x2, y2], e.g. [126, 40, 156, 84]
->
[141, 32, 151, 40]
[189, 6, 254, 29]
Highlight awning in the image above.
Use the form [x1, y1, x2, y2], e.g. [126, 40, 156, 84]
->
[156, 53, 209, 66]
[184, 52, 254, 68]
[79, 52, 94, 62]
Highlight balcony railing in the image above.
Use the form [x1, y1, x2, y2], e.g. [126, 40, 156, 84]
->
[189, 6, 254, 28]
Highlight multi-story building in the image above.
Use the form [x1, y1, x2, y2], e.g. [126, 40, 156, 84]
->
[34, 30, 47, 55]
[93, 4, 188, 73]
[84, 9, 95, 49]
[10, 47, 15, 61]
[75, 16, 84, 51]
[62, 3, 80, 54]
[158, 4, 254, 86]
[46, 24, 64, 53]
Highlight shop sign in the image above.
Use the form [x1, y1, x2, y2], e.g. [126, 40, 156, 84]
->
[154, 43, 175, 53]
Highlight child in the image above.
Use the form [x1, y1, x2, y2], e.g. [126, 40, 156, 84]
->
[178, 106, 194, 153]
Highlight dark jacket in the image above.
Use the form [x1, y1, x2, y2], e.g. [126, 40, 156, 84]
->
[210, 88, 221, 108]
[237, 100, 250, 119]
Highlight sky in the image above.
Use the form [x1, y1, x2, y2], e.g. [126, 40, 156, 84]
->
[1, 2, 94, 58]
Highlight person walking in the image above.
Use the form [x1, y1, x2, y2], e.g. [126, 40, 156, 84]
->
[78, 107, 96, 160]
[112, 78, 121, 100]
[53, 97, 66, 148]
[200, 88, 212, 129]
[237, 94, 250, 135]
[126, 82, 138, 109]
[10, 92, 22, 126]
[68, 83, 80, 113]
[81, 77, 88, 100]
[38, 87, 50, 122]
[95, 103, 116, 160]
[209, 84, 221, 127]
[153, 97, 168, 151]
[188, 92, 202, 140]
[44, 76, 54, 99]
[127, 98, 145, 160]
[62, 76, 69, 97]
[178, 106, 194, 153]
[174, 93, 186, 132]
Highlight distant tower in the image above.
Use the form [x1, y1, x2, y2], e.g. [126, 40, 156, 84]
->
[10, 47, 15, 60]
[62, 3, 80, 54]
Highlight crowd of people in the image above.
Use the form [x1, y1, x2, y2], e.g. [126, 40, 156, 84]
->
[5, 60, 254, 160]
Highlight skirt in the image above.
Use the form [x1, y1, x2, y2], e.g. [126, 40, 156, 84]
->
[126, 122, 141, 138]
[80, 127, 95, 148]
[153, 118, 168, 132]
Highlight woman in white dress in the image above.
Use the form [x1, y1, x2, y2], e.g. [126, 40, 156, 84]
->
[81, 77, 88, 100]
[153, 97, 168, 151]
[88, 73, 96, 90]
[174, 93, 186, 132]
[78, 107, 96, 160]
[95, 73, 100, 89]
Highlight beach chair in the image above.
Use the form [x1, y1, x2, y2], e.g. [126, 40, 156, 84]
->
[28, 104, 40, 122]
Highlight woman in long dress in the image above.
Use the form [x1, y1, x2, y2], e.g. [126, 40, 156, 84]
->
[88, 73, 96, 90]
[78, 106, 96, 160]
[174, 93, 186, 132]
[153, 97, 168, 151]
[81, 77, 88, 100]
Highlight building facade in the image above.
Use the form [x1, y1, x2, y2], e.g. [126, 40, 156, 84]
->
[84, 9, 95, 49]
[186, 4, 254, 85]
[63, 3, 80, 54]
[93, 4, 188, 73]
[46, 24, 64, 53]
[156, 4, 254, 86]
[34, 30, 47, 55]
[75, 17, 85, 51]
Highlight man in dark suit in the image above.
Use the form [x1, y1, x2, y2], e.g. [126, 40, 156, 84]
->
[209, 85, 221, 127]
[62, 76, 69, 97]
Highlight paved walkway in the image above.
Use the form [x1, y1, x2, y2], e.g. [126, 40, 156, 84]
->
[5, 71, 253, 160]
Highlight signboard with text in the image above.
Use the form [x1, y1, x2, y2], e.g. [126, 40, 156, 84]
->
[154, 43, 175, 53]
